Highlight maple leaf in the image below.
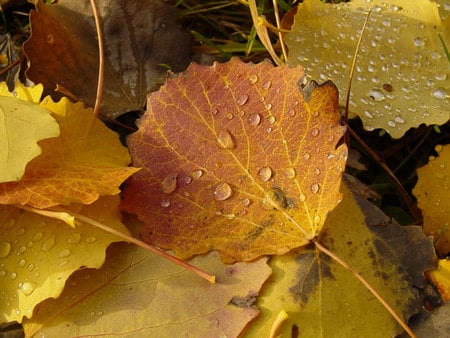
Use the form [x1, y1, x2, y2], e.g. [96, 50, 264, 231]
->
[413, 144, 450, 256]
[23, 0, 191, 117]
[0, 195, 130, 323]
[0, 83, 59, 183]
[22, 243, 271, 337]
[285, 0, 450, 138]
[0, 96, 139, 208]
[121, 58, 348, 262]
[245, 178, 436, 337]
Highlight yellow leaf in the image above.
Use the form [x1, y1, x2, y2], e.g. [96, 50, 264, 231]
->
[427, 259, 450, 302]
[23, 244, 271, 337]
[413, 144, 450, 255]
[245, 180, 435, 337]
[0, 195, 130, 323]
[0, 84, 59, 183]
[0, 97, 139, 208]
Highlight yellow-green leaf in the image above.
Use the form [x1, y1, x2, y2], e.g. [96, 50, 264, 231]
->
[0, 195, 129, 323]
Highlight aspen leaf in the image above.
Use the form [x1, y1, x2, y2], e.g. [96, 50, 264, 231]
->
[121, 58, 347, 262]
[245, 180, 436, 337]
[427, 259, 450, 302]
[23, 0, 191, 117]
[413, 144, 450, 256]
[0, 195, 130, 323]
[23, 243, 271, 337]
[0, 96, 139, 208]
[0, 84, 59, 183]
[285, 0, 449, 138]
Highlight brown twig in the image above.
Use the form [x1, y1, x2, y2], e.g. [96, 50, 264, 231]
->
[89, 0, 104, 117]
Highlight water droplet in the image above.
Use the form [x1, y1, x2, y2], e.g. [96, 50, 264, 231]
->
[18, 246, 26, 254]
[394, 116, 405, 124]
[267, 115, 276, 124]
[27, 264, 34, 271]
[67, 233, 81, 244]
[313, 214, 321, 224]
[38, 221, 47, 228]
[226, 113, 234, 120]
[211, 108, 218, 115]
[59, 249, 71, 258]
[310, 183, 320, 194]
[263, 187, 287, 209]
[258, 166, 273, 182]
[237, 94, 249, 106]
[262, 81, 272, 90]
[10, 272, 17, 280]
[287, 108, 296, 116]
[0, 270, 6, 277]
[160, 199, 171, 208]
[387, 120, 396, 127]
[314, 168, 321, 175]
[249, 74, 258, 84]
[304, 152, 311, 160]
[192, 169, 203, 179]
[284, 167, 296, 178]
[368, 88, 385, 101]
[363, 110, 374, 118]
[299, 193, 306, 202]
[265, 103, 273, 110]
[22, 282, 36, 296]
[414, 37, 425, 47]
[86, 236, 97, 243]
[311, 128, 320, 137]
[41, 238, 55, 252]
[18, 259, 26, 267]
[0, 242, 11, 258]
[216, 129, 236, 149]
[432, 88, 447, 99]
[248, 113, 261, 126]
[213, 182, 232, 201]
[242, 198, 251, 207]
[162, 173, 178, 194]
[184, 176, 192, 184]
[33, 232, 44, 241]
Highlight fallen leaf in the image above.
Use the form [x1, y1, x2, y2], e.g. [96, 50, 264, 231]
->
[0, 83, 59, 183]
[0, 195, 130, 323]
[401, 301, 450, 337]
[24, 0, 192, 117]
[427, 259, 450, 302]
[244, 180, 436, 337]
[23, 243, 271, 337]
[0, 96, 139, 208]
[413, 144, 450, 256]
[285, 0, 450, 138]
[121, 58, 347, 262]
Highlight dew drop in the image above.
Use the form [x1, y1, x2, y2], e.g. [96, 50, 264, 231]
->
[262, 81, 272, 90]
[394, 116, 405, 124]
[265, 103, 273, 110]
[310, 183, 320, 194]
[0, 270, 5, 277]
[27, 264, 34, 271]
[267, 115, 276, 124]
[211, 108, 218, 115]
[387, 120, 396, 127]
[313, 214, 321, 224]
[299, 193, 306, 202]
[162, 173, 178, 194]
[18, 246, 26, 254]
[414, 37, 425, 47]
[0, 242, 11, 258]
[264, 187, 287, 209]
[226, 113, 234, 120]
[184, 176, 192, 184]
[432, 88, 447, 99]
[311, 128, 320, 137]
[86, 236, 97, 243]
[213, 182, 232, 201]
[368, 88, 385, 101]
[242, 198, 251, 207]
[249, 74, 258, 84]
[192, 169, 203, 179]
[59, 249, 71, 258]
[22, 282, 36, 296]
[258, 166, 273, 182]
[248, 113, 261, 126]
[160, 199, 171, 208]
[284, 167, 296, 179]
[10, 272, 17, 280]
[18, 259, 26, 267]
[41, 238, 55, 252]
[4, 218, 15, 229]
[67, 233, 81, 244]
[363, 110, 374, 118]
[237, 94, 249, 106]
[304, 152, 311, 160]
[287, 108, 295, 116]
[216, 129, 236, 149]
[314, 168, 321, 175]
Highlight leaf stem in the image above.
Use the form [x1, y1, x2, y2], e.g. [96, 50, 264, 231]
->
[313, 240, 416, 338]
[90, 0, 104, 117]
[67, 209, 216, 283]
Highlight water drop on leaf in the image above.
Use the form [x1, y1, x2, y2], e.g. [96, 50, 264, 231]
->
[213, 182, 232, 201]
[216, 129, 236, 149]
[310, 183, 320, 194]
[59, 249, 71, 258]
[162, 173, 178, 194]
[237, 94, 249, 106]
[248, 113, 261, 126]
[311, 128, 320, 137]
[192, 169, 203, 179]
[22, 282, 37, 296]
[258, 166, 273, 182]
[0, 241, 11, 258]
[160, 199, 171, 208]
[249, 74, 258, 84]
[284, 167, 296, 178]
[432, 88, 447, 99]
[41, 238, 55, 252]
[262, 81, 272, 90]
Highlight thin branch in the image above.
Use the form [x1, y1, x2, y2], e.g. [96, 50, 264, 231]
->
[90, 0, 104, 117]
